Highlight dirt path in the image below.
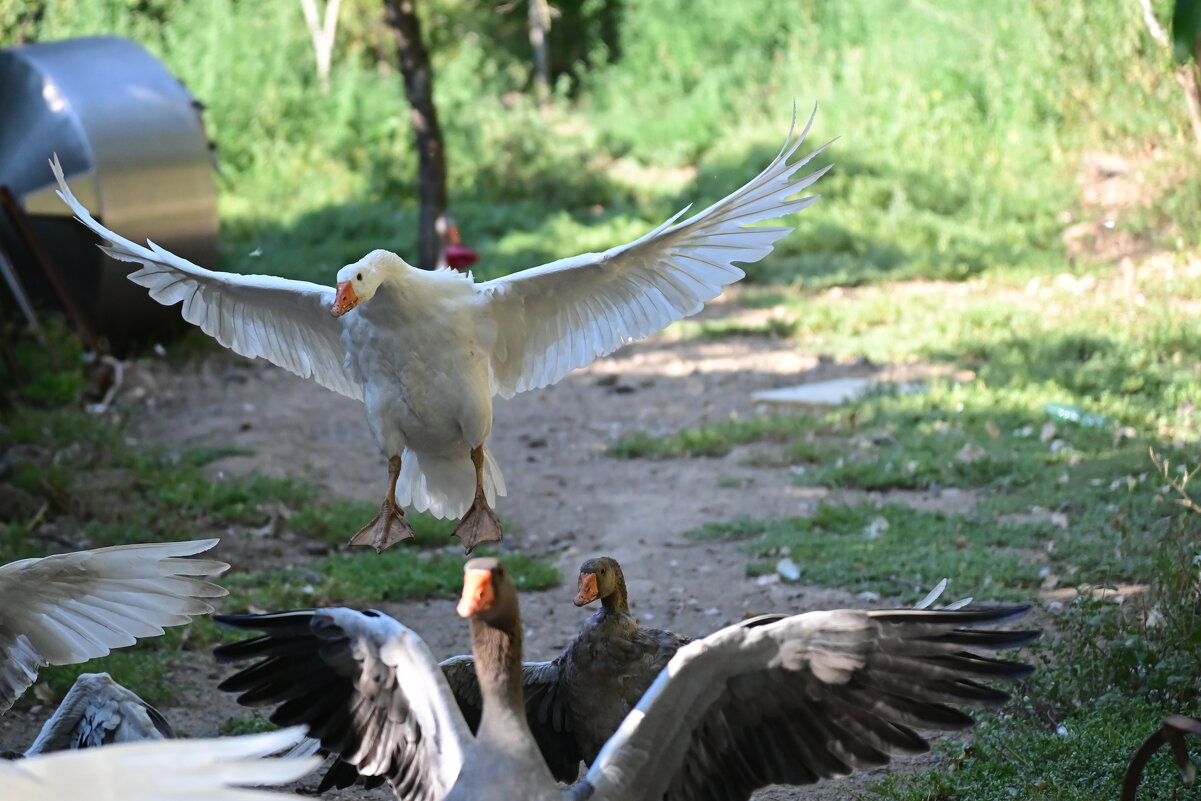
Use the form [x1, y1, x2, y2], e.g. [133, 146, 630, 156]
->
[3, 304, 967, 798]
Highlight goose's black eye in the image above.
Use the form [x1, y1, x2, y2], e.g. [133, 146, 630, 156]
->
[356, 272, 363, 281]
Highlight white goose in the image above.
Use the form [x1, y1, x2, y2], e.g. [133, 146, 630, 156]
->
[2, 725, 319, 801]
[53, 112, 832, 554]
[0, 539, 228, 711]
[21, 672, 174, 756]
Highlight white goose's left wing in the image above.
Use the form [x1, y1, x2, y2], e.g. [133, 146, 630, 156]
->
[574, 607, 1036, 801]
[51, 157, 362, 401]
[1, 726, 319, 801]
[478, 109, 832, 398]
[0, 539, 228, 712]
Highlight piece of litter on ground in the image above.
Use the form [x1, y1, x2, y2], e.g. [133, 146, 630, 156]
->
[702, 607, 720, 616]
[775, 557, 800, 581]
[856, 591, 881, 602]
[751, 377, 875, 406]
[756, 573, 780, 586]
[863, 516, 890, 539]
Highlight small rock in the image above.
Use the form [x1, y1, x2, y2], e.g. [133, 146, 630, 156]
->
[856, 591, 881, 602]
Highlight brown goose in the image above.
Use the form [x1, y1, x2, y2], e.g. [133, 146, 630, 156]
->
[214, 557, 1036, 801]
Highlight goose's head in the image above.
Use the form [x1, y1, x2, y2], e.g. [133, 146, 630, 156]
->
[574, 556, 625, 607]
[331, 250, 410, 316]
[458, 557, 519, 630]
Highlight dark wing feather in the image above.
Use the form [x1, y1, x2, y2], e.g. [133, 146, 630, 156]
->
[578, 606, 1037, 801]
[213, 608, 470, 801]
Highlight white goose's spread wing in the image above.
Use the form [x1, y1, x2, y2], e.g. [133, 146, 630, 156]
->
[478, 110, 832, 398]
[1, 726, 319, 801]
[576, 607, 1036, 801]
[51, 158, 362, 401]
[23, 672, 174, 756]
[0, 539, 229, 712]
[215, 608, 472, 801]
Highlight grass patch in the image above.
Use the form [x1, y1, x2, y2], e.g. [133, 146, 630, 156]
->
[608, 414, 819, 459]
[689, 503, 1050, 603]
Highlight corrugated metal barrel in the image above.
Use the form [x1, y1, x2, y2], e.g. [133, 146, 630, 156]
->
[0, 35, 218, 348]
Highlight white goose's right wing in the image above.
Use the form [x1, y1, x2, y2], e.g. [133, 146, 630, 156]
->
[0, 539, 228, 712]
[1, 726, 319, 801]
[576, 607, 1036, 801]
[52, 157, 362, 401]
[215, 608, 472, 801]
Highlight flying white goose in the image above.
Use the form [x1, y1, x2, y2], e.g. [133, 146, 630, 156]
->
[21, 672, 174, 756]
[52, 111, 832, 554]
[1, 725, 319, 801]
[214, 558, 1037, 801]
[0, 539, 228, 711]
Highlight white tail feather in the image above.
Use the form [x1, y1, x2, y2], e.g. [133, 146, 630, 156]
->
[395, 447, 507, 519]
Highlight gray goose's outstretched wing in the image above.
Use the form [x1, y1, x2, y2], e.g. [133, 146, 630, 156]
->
[214, 609, 471, 801]
[23, 672, 173, 756]
[0, 539, 228, 712]
[319, 652, 582, 790]
[478, 108, 832, 399]
[52, 157, 362, 401]
[575, 606, 1037, 801]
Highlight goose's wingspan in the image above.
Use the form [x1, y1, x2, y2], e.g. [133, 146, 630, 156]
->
[1, 725, 319, 801]
[23, 672, 174, 756]
[0, 539, 229, 712]
[577, 607, 1037, 801]
[478, 109, 832, 398]
[214, 608, 471, 801]
[441, 654, 583, 782]
[51, 157, 362, 401]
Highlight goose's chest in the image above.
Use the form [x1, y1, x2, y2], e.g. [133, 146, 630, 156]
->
[345, 289, 492, 439]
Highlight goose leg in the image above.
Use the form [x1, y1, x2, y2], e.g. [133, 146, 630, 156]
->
[347, 455, 416, 553]
[451, 445, 503, 554]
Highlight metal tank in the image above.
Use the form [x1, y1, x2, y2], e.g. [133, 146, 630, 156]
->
[0, 35, 217, 348]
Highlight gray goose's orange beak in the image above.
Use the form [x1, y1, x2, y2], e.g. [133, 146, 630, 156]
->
[574, 572, 599, 607]
[331, 281, 359, 317]
[458, 568, 496, 618]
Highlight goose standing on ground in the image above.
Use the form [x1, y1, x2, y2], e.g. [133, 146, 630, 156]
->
[214, 557, 1036, 801]
[2, 725, 319, 801]
[0, 539, 228, 711]
[20, 672, 173, 756]
[52, 111, 832, 555]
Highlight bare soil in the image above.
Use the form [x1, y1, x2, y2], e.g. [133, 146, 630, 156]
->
[2, 299, 977, 798]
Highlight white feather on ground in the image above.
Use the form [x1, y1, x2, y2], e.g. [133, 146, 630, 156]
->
[0, 539, 228, 711]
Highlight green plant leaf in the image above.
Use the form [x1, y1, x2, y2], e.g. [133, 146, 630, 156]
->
[1172, 0, 1201, 63]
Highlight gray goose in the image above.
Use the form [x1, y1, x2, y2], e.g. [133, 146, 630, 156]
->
[0, 539, 229, 712]
[20, 672, 174, 757]
[214, 557, 1036, 801]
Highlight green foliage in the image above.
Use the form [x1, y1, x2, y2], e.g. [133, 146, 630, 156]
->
[4, 1, 1198, 285]
[1173, 0, 1201, 62]
[35, 648, 176, 708]
[608, 414, 818, 459]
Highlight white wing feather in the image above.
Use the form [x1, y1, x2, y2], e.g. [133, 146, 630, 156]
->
[479, 109, 833, 398]
[50, 157, 361, 401]
[0, 726, 319, 801]
[0, 539, 229, 711]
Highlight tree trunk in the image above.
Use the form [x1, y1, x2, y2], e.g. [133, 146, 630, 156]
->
[383, 0, 448, 269]
[528, 0, 551, 103]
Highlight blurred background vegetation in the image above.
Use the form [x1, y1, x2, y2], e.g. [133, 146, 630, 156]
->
[2, 0, 1198, 286]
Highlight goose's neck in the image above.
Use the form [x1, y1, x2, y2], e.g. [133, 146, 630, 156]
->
[471, 617, 529, 738]
[600, 567, 630, 616]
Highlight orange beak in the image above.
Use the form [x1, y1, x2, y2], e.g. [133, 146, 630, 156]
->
[573, 572, 599, 607]
[458, 568, 495, 617]
[331, 281, 359, 317]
